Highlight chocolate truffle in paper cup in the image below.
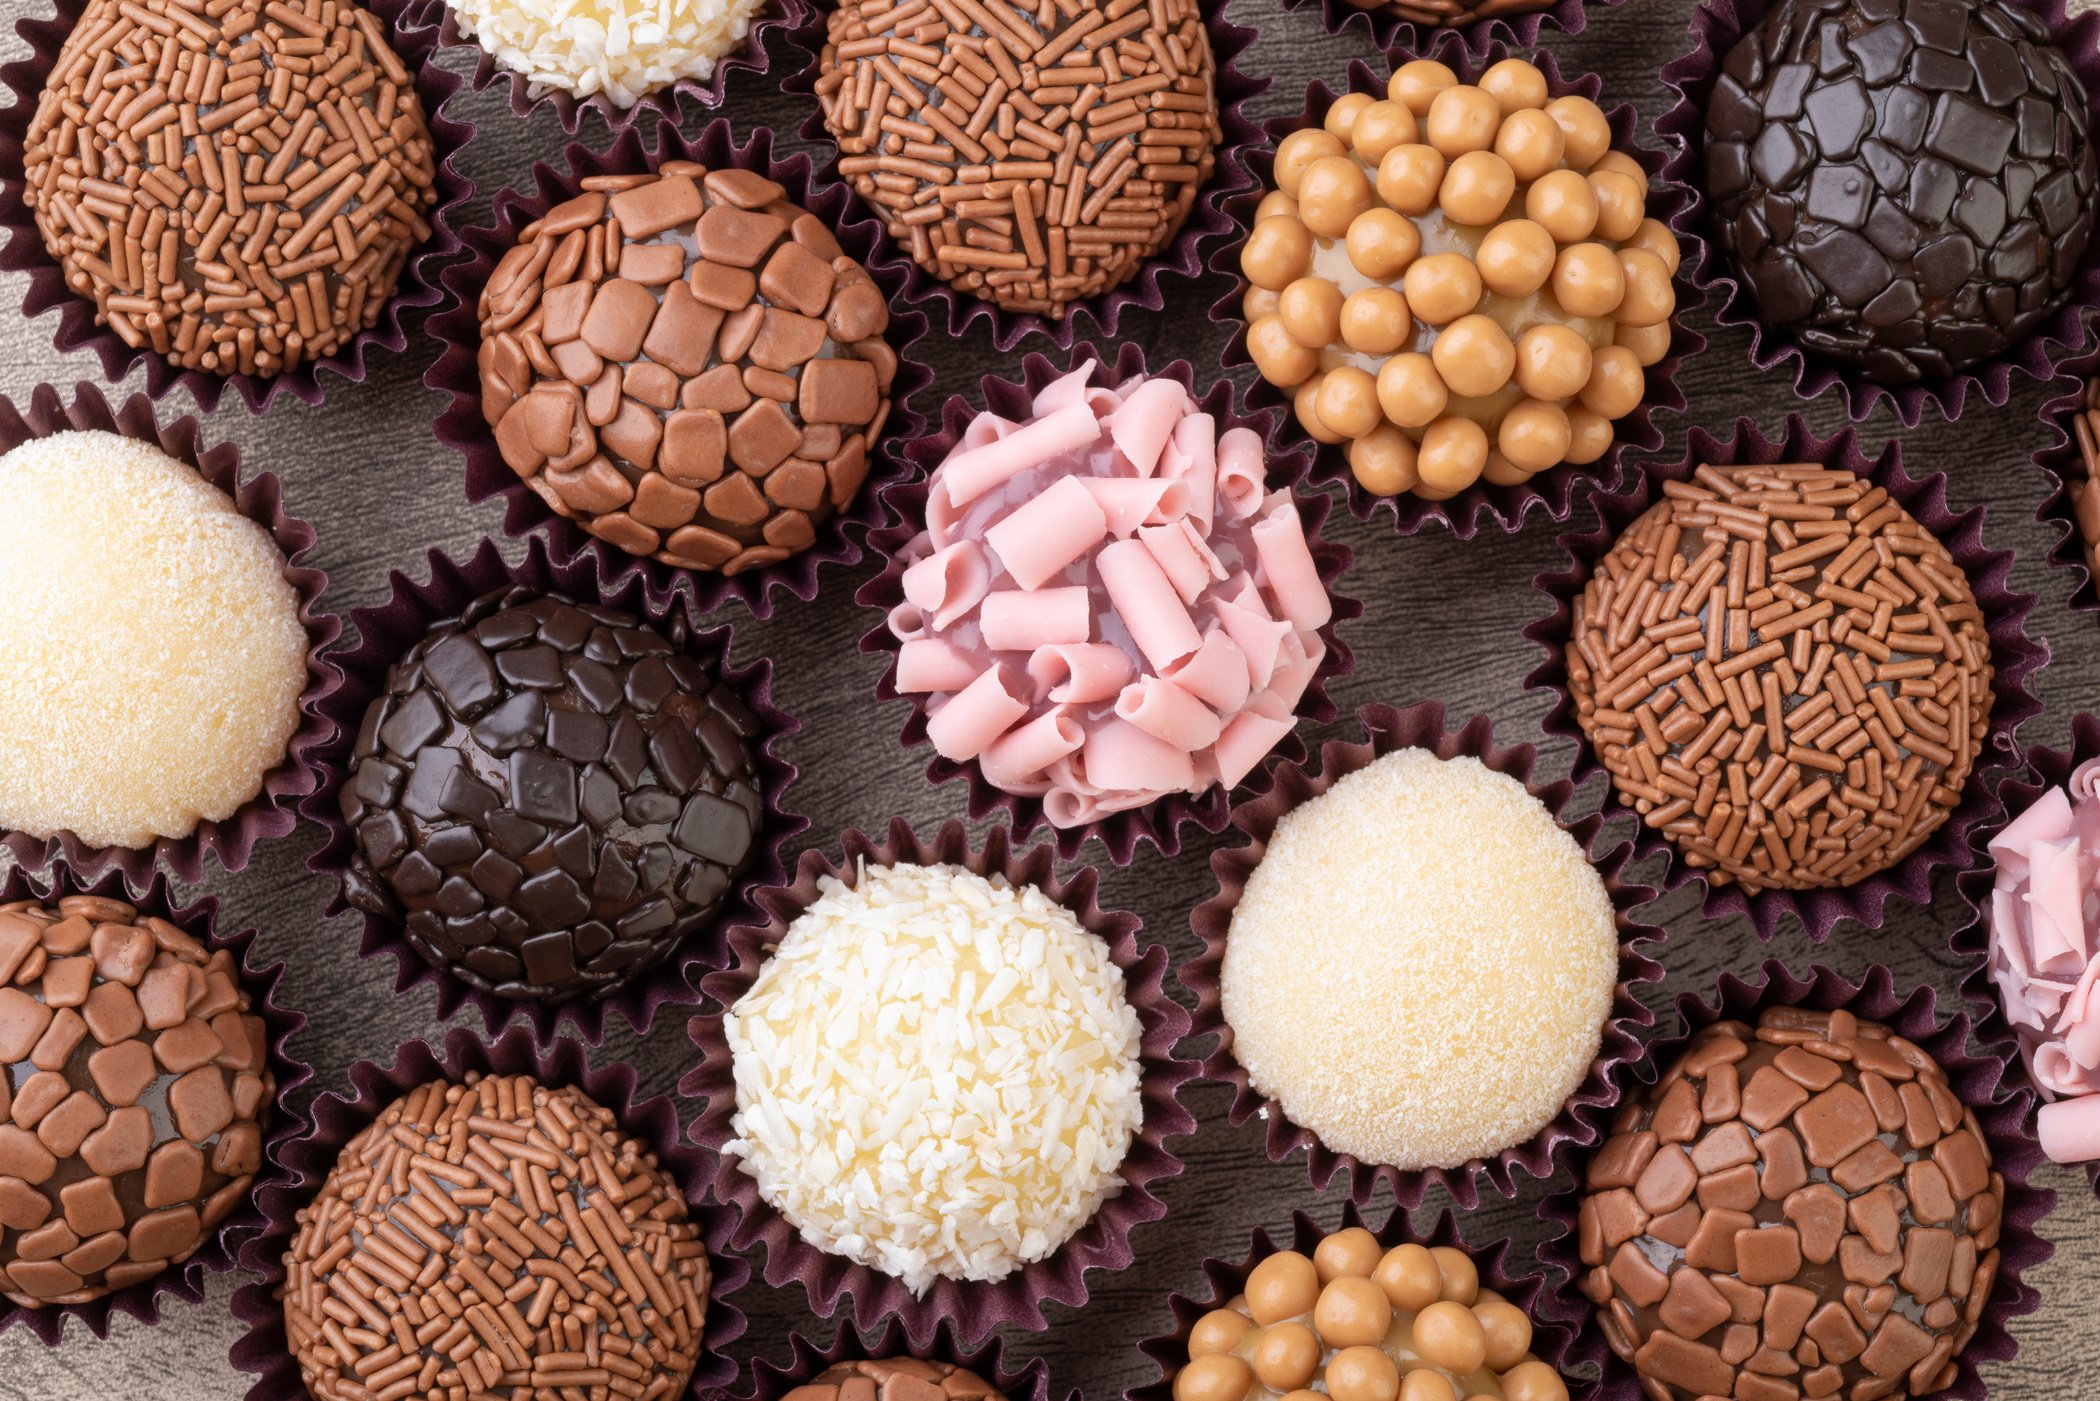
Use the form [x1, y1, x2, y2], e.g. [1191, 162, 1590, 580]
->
[684, 819, 1194, 1346]
[1183, 702, 1662, 1207]
[743, 1316, 1050, 1401]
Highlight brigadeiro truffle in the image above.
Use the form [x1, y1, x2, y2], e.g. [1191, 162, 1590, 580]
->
[21, 0, 440, 381]
[794, 1356, 1013, 1401]
[812, 0, 1219, 320]
[339, 585, 766, 1005]
[0, 893, 273, 1307]
[1576, 1005, 2004, 1401]
[1703, 0, 2096, 385]
[1566, 461, 1993, 893]
[280, 1072, 711, 1399]
[478, 162, 898, 577]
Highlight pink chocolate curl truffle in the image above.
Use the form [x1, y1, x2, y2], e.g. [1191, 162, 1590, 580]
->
[1988, 757, 2100, 1162]
[890, 363, 1331, 828]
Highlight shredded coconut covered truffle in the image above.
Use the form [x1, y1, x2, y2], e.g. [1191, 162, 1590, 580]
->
[445, 0, 763, 107]
[724, 861, 1143, 1293]
[0, 431, 306, 849]
[1221, 749, 1618, 1171]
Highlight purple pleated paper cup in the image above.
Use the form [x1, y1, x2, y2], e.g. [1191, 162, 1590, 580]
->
[1522, 414, 2043, 942]
[1131, 1204, 1581, 1401]
[681, 817, 1198, 1349]
[1278, 0, 1625, 68]
[1210, 38, 1704, 541]
[0, 382, 342, 893]
[298, 533, 803, 1044]
[425, 119, 932, 622]
[856, 340, 1361, 866]
[1535, 960, 2054, 1401]
[1657, 0, 2100, 428]
[784, 0, 1264, 354]
[0, 0, 473, 415]
[2031, 348, 2100, 620]
[0, 862, 309, 1345]
[738, 1317, 1053, 1401]
[1181, 699, 1665, 1209]
[228, 1024, 748, 1401]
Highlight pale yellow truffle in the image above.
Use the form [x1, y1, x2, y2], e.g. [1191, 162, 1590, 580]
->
[0, 430, 307, 848]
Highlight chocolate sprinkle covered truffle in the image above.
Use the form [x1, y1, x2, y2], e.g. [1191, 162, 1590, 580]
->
[478, 163, 897, 576]
[340, 586, 765, 1004]
[1703, 0, 2095, 384]
[22, 0, 440, 380]
[0, 894, 273, 1307]
[282, 1073, 710, 1401]
[1566, 463, 1993, 893]
[792, 1358, 1010, 1401]
[814, 0, 1220, 318]
[1577, 1006, 2004, 1401]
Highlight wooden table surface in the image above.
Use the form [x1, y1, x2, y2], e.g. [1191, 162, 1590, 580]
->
[3, 0, 2098, 1394]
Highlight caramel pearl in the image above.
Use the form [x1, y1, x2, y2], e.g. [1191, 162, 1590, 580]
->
[1430, 1246, 1479, 1305]
[1474, 1298, 1534, 1373]
[1551, 242, 1626, 318]
[1253, 190, 1300, 224]
[1431, 314, 1515, 398]
[1350, 424, 1419, 496]
[1615, 248, 1675, 327]
[1425, 85, 1501, 157]
[1478, 58, 1548, 114]
[1377, 144, 1447, 216]
[1592, 149, 1647, 190]
[1242, 217, 1312, 291]
[1388, 59, 1457, 115]
[1476, 219, 1555, 297]
[1275, 129, 1349, 197]
[1339, 287, 1412, 354]
[1499, 1361, 1570, 1401]
[1373, 1243, 1442, 1311]
[1615, 319, 1672, 366]
[1247, 315, 1320, 387]
[1589, 169, 1645, 242]
[1525, 169, 1598, 244]
[1252, 1322, 1322, 1391]
[1493, 108, 1566, 184]
[1413, 1300, 1488, 1376]
[1626, 216, 1681, 273]
[1402, 252, 1481, 325]
[1278, 276, 1345, 347]
[1514, 323, 1593, 400]
[1349, 100, 1419, 165]
[1298, 155, 1374, 239]
[1247, 1249, 1322, 1324]
[1439, 150, 1516, 225]
[1377, 353, 1448, 428]
[1314, 1275, 1394, 1347]
[1346, 207, 1422, 280]
[1399, 1372, 1458, 1401]
[1482, 448, 1531, 486]
[1188, 1307, 1254, 1358]
[1498, 398, 1571, 472]
[1326, 1346, 1401, 1401]
[1174, 1353, 1253, 1401]
[1544, 95, 1610, 170]
[1325, 91, 1375, 143]
[1244, 285, 1281, 320]
[1417, 417, 1489, 494]
[1314, 1227, 1385, 1282]
[1294, 376, 1344, 445]
[1579, 344, 1644, 418]
[1565, 404, 1614, 463]
[1317, 366, 1384, 439]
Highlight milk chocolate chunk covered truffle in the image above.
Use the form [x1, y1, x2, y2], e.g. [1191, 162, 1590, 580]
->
[0, 895, 273, 1307]
[282, 1074, 710, 1401]
[341, 586, 764, 1003]
[814, 0, 1219, 318]
[1704, 0, 2095, 384]
[478, 164, 897, 576]
[1566, 464, 1992, 893]
[793, 1358, 1009, 1401]
[1577, 1007, 2003, 1401]
[22, 0, 439, 380]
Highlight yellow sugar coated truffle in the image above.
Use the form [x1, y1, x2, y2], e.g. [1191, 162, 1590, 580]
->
[0, 430, 306, 849]
[1239, 62, 1678, 504]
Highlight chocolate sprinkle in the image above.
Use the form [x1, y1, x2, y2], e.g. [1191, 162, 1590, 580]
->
[281, 1072, 709, 1401]
[22, 0, 439, 379]
[815, 0, 1219, 317]
[1703, 0, 2095, 384]
[1578, 1006, 2003, 1401]
[1566, 464, 1993, 893]
[341, 586, 765, 1005]
[0, 894, 273, 1307]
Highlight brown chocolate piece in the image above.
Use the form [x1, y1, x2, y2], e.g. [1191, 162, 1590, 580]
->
[795, 1358, 1007, 1401]
[0, 896, 272, 1306]
[22, 0, 438, 379]
[281, 1074, 709, 1401]
[1578, 1008, 2003, 1401]
[478, 163, 894, 576]
[1566, 464, 1994, 893]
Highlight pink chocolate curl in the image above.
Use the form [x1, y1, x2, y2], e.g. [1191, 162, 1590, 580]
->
[887, 363, 1334, 827]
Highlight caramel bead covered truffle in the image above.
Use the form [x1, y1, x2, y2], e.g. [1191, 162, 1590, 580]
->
[1577, 1007, 2003, 1401]
[478, 163, 897, 576]
[1241, 58, 1677, 502]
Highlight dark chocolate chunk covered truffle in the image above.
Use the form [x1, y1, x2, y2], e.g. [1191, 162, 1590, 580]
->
[1703, 0, 2095, 383]
[341, 586, 764, 1004]
[1576, 1006, 2003, 1401]
[0, 895, 273, 1307]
